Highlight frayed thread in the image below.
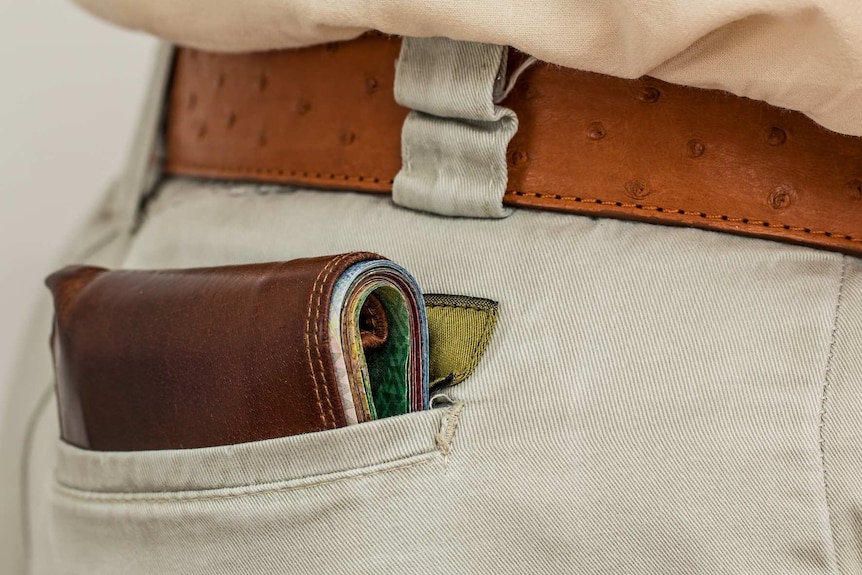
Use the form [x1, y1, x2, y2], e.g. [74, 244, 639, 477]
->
[494, 56, 538, 103]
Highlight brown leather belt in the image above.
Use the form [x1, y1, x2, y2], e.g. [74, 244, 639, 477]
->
[164, 34, 862, 257]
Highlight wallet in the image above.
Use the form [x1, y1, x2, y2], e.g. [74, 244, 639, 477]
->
[46, 252, 429, 451]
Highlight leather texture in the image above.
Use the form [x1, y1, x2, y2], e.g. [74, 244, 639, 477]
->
[165, 33, 406, 193]
[164, 35, 862, 258]
[503, 59, 862, 258]
[46, 252, 380, 451]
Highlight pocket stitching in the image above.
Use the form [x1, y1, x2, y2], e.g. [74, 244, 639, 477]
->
[54, 450, 439, 503]
[54, 402, 465, 502]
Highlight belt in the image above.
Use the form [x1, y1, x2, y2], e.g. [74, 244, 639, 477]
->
[163, 34, 862, 258]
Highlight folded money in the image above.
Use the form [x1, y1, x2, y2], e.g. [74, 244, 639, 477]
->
[329, 258, 429, 424]
[46, 252, 429, 451]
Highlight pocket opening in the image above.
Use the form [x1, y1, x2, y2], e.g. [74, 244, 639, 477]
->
[54, 403, 461, 497]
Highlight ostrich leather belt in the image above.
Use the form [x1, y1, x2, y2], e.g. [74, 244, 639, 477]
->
[163, 34, 862, 258]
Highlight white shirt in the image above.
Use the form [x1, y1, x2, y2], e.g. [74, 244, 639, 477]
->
[73, 0, 862, 136]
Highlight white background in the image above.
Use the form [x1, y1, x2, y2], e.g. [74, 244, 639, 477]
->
[0, 0, 155, 418]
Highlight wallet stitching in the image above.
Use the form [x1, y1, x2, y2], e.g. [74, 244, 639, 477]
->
[306, 257, 341, 428]
[306, 255, 345, 428]
[54, 451, 439, 503]
[505, 190, 862, 243]
[306, 253, 353, 428]
[316, 254, 356, 425]
[426, 303, 494, 313]
[304, 271, 328, 429]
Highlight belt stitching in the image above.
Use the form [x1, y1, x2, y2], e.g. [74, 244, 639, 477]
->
[164, 161, 862, 243]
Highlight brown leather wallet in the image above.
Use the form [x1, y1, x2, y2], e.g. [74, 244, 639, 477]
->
[46, 252, 419, 451]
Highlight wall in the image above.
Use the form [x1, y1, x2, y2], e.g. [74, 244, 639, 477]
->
[0, 0, 156, 421]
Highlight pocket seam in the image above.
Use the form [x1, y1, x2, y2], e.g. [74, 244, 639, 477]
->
[53, 401, 465, 502]
[817, 255, 847, 574]
[54, 450, 439, 504]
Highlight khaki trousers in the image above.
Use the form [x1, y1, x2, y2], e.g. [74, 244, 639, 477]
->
[2, 42, 861, 575]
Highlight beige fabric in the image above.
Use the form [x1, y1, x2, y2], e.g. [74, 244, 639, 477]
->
[72, 0, 862, 136]
[25, 179, 862, 574]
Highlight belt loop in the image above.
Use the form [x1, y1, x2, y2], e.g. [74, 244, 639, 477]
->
[393, 37, 517, 218]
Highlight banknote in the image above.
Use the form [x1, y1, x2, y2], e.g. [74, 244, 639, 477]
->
[327, 259, 429, 424]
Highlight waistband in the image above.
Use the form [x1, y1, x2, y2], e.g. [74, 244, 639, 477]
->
[162, 33, 862, 258]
